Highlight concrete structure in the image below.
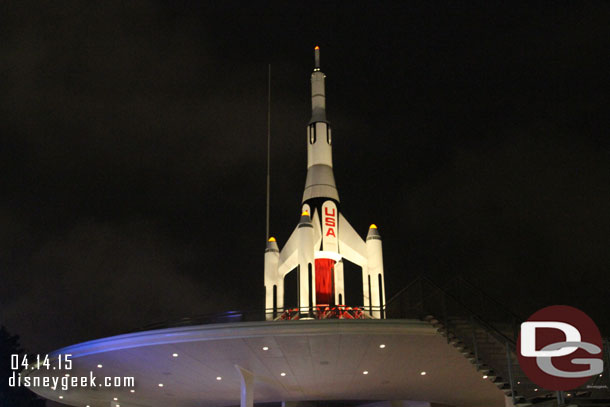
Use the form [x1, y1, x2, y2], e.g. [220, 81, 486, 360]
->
[25, 320, 505, 407]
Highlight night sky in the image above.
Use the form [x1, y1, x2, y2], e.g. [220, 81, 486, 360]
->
[2, 1, 610, 355]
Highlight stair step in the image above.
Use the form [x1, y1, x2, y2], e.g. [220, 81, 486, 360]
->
[478, 365, 491, 374]
[449, 318, 470, 323]
[494, 378, 506, 385]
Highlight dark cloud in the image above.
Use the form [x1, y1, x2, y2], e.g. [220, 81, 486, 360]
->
[2, 219, 226, 352]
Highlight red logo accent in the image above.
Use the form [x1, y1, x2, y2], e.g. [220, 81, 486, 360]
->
[324, 206, 336, 238]
[517, 305, 603, 391]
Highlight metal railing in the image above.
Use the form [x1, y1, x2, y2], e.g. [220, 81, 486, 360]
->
[276, 305, 379, 320]
[137, 305, 386, 331]
[133, 275, 609, 406]
[385, 275, 610, 406]
[386, 276, 517, 344]
[443, 276, 523, 342]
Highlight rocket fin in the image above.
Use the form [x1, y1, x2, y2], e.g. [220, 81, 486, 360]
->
[338, 213, 367, 267]
[312, 208, 322, 250]
[278, 225, 299, 277]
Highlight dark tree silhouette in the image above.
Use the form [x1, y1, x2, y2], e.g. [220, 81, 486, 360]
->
[0, 326, 46, 407]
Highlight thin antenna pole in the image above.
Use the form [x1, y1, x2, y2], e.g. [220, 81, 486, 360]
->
[265, 64, 271, 240]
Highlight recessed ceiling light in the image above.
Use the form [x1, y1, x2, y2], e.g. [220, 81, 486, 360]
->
[59, 396, 63, 399]
[262, 346, 269, 351]
[482, 375, 488, 379]
[172, 353, 179, 357]
[379, 344, 386, 349]
[420, 371, 427, 376]
[362, 371, 369, 375]
[216, 376, 222, 381]
[280, 372, 286, 377]
[97, 364, 103, 368]
[158, 383, 164, 387]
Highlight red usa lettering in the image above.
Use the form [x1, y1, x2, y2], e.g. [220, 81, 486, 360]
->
[324, 206, 336, 236]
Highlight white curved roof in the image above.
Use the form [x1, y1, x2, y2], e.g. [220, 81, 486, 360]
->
[26, 319, 504, 407]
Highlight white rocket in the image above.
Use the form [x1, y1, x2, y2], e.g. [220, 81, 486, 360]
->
[264, 47, 386, 319]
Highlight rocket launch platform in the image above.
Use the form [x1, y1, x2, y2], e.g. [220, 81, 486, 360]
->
[24, 319, 505, 407]
[24, 49, 520, 407]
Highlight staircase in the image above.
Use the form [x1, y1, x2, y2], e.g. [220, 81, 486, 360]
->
[385, 276, 610, 407]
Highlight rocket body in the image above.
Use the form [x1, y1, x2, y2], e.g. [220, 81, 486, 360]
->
[303, 66, 338, 203]
[302, 48, 341, 308]
[264, 47, 386, 319]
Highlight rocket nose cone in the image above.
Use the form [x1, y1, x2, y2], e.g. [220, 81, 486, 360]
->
[299, 210, 312, 224]
[266, 237, 279, 251]
[367, 224, 381, 239]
